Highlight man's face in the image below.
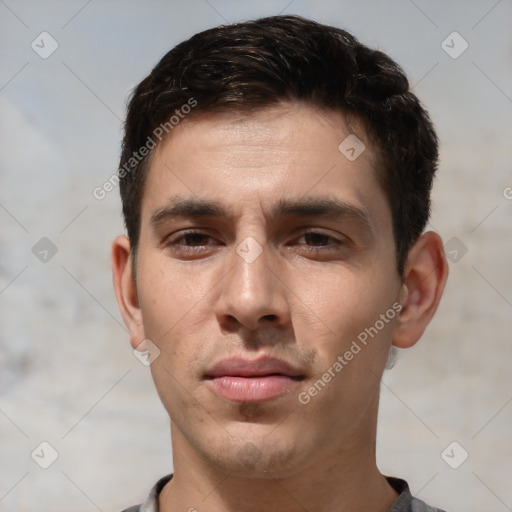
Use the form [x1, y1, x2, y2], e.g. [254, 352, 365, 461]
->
[134, 103, 403, 476]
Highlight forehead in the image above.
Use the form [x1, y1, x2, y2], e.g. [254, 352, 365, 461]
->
[140, 102, 388, 228]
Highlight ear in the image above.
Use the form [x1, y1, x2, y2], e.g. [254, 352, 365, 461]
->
[111, 235, 147, 351]
[392, 231, 449, 349]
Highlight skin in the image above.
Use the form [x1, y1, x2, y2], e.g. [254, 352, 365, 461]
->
[112, 102, 448, 512]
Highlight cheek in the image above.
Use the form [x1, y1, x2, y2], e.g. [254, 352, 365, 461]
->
[294, 268, 396, 347]
[137, 253, 210, 340]
[149, 357, 210, 436]
[292, 268, 398, 408]
[137, 253, 222, 404]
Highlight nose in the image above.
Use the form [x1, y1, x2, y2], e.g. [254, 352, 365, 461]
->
[214, 237, 291, 333]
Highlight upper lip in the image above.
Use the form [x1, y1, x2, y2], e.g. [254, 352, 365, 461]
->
[205, 356, 305, 379]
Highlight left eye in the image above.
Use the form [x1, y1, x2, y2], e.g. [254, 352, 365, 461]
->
[295, 232, 341, 248]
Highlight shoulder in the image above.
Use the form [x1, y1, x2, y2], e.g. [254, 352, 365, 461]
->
[386, 476, 448, 512]
[119, 474, 173, 512]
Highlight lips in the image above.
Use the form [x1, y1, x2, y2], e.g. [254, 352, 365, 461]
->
[204, 357, 305, 403]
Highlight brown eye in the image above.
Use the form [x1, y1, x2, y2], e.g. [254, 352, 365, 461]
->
[178, 232, 211, 246]
[164, 230, 220, 259]
[296, 231, 342, 248]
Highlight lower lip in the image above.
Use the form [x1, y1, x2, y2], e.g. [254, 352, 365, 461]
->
[207, 375, 300, 403]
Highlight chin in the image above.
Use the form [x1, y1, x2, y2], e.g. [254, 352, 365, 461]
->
[204, 425, 309, 477]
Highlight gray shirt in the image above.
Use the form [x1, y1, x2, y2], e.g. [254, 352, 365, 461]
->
[121, 474, 447, 511]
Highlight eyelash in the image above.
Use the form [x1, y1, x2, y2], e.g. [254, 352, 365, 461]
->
[165, 230, 344, 253]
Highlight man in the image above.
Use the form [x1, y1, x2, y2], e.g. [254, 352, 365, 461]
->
[112, 14, 449, 512]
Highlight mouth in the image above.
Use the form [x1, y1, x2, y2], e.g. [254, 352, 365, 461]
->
[204, 357, 305, 403]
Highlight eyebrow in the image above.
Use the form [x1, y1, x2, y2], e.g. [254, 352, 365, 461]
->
[150, 194, 373, 233]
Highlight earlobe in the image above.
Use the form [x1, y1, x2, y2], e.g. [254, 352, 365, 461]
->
[392, 231, 449, 349]
[111, 235, 146, 349]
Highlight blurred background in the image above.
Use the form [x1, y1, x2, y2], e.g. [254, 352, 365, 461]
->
[1, 1, 511, 510]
